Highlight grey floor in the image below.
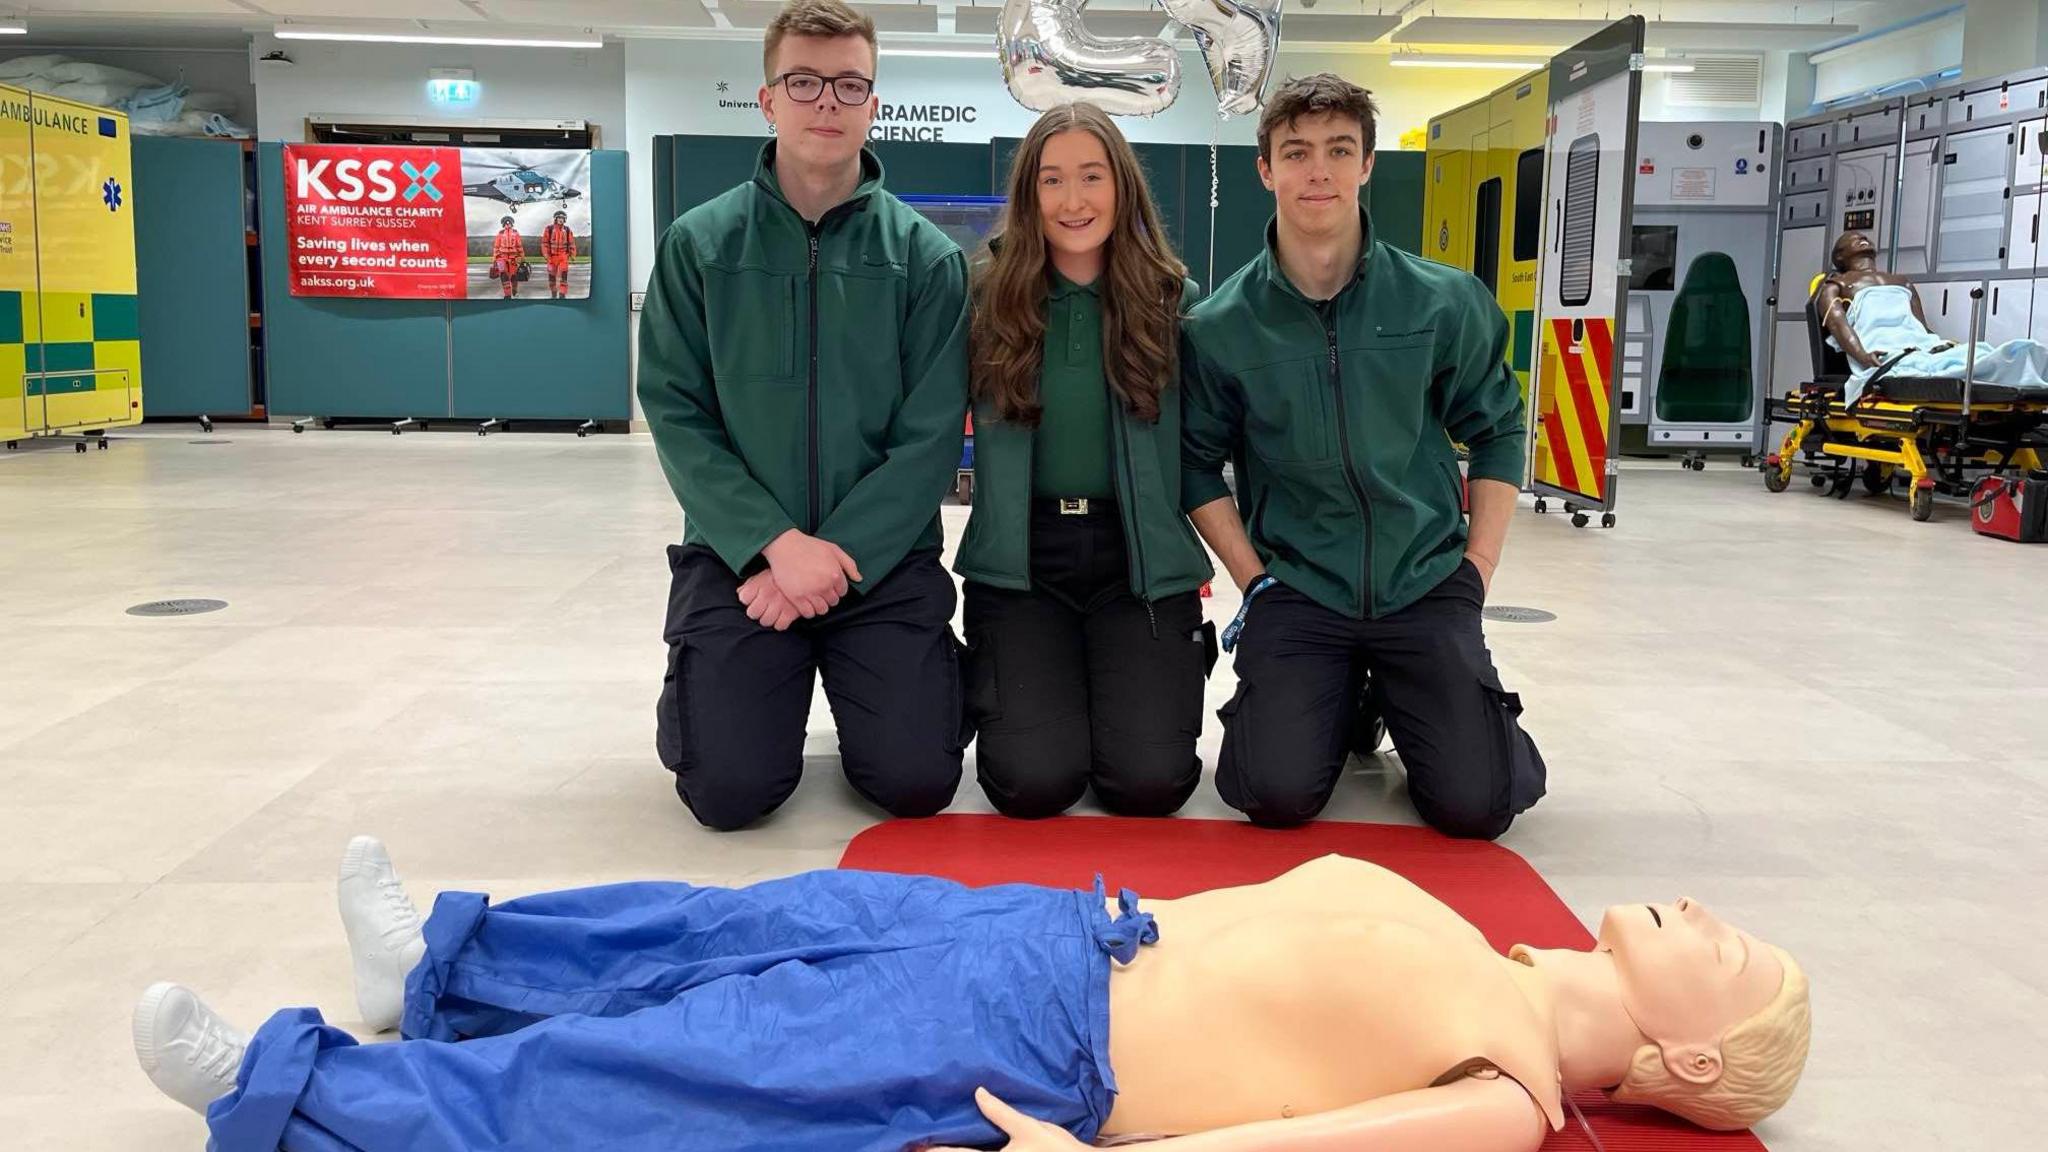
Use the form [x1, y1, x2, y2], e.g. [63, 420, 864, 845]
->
[2, 426, 2042, 1151]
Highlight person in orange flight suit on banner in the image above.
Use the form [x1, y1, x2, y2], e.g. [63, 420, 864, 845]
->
[542, 210, 578, 299]
[492, 215, 526, 299]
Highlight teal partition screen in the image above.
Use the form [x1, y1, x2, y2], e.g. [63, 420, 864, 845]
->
[134, 137, 253, 418]
[452, 150, 631, 420]
[646, 135, 1349, 296]
[260, 143, 630, 421]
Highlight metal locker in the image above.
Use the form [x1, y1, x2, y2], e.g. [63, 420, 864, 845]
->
[2012, 118, 2046, 186]
[1907, 97, 1946, 135]
[1783, 191, 1829, 227]
[2010, 188, 2042, 270]
[1844, 107, 1903, 146]
[1779, 226, 1829, 306]
[2033, 278, 2048, 339]
[1896, 138, 1941, 274]
[1783, 155, 1831, 192]
[1787, 122, 1832, 156]
[1951, 78, 2048, 124]
[1771, 319, 1811, 393]
[1984, 280, 2034, 345]
[1919, 280, 1980, 344]
[1937, 125, 2015, 272]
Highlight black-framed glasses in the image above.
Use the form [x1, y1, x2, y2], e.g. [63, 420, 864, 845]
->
[775, 71, 873, 105]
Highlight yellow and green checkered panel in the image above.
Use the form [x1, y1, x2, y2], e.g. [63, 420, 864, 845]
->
[0, 86, 142, 440]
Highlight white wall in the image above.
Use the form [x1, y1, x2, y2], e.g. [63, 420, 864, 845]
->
[250, 33, 626, 145]
[0, 46, 254, 121]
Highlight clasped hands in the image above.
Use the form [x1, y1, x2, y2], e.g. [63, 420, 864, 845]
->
[737, 529, 863, 631]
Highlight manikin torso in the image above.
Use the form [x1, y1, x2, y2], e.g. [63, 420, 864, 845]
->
[1100, 855, 1564, 1138]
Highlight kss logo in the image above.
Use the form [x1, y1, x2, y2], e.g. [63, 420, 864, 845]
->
[1438, 222, 1450, 252]
[401, 161, 443, 203]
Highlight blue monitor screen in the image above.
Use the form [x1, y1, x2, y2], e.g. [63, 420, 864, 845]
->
[899, 194, 1006, 254]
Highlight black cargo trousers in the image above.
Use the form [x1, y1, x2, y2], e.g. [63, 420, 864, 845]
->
[656, 544, 968, 831]
[1215, 560, 1546, 840]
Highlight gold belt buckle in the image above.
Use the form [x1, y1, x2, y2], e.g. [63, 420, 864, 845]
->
[1059, 498, 1089, 515]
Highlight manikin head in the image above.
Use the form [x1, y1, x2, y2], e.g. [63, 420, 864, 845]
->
[1831, 230, 1877, 272]
[1256, 74, 1379, 243]
[1598, 899, 1811, 1129]
[760, 0, 878, 173]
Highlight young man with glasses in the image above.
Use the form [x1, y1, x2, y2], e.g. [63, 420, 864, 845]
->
[638, 0, 971, 831]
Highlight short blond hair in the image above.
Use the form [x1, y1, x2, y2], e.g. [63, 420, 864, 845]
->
[1613, 945, 1812, 1130]
[763, 0, 877, 80]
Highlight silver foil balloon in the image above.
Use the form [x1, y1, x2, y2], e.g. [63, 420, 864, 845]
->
[997, 0, 1182, 118]
[1160, 0, 1284, 117]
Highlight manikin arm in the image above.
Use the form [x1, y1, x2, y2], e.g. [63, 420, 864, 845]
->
[938, 1077, 1548, 1152]
[1816, 280, 1880, 369]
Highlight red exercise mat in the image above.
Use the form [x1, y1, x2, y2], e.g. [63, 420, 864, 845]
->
[841, 815, 1769, 1152]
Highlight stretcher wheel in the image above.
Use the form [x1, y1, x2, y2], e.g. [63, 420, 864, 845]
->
[1810, 474, 1827, 489]
[1571, 512, 1590, 528]
[1763, 466, 1790, 493]
[1910, 487, 1935, 522]
[1601, 512, 1616, 529]
[1829, 473, 1854, 499]
[1862, 465, 1894, 496]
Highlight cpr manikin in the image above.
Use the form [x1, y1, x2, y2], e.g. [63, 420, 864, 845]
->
[1818, 229, 2048, 402]
[135, 842, 1810, 1152]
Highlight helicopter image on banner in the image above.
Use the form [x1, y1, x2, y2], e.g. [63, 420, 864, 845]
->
[461, 161, 584, 206]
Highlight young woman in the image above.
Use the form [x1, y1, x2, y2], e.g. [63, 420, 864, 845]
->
[955, 102, 1215, 819]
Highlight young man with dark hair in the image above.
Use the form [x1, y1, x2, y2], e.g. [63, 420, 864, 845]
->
[637, 0, 971, 831]
[1181, 73, 1547, 839]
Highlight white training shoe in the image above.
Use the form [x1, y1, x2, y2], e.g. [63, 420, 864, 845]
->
[338, 835, 428, 1033]
[133, 982, 247, 1114]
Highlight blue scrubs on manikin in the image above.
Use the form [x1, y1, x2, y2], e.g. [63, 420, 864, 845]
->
[204, 869, 1158, 1152]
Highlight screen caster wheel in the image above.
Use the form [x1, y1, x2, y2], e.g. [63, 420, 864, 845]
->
[1533, 497, 1548, 514]
[1571, 512, 1589, 528]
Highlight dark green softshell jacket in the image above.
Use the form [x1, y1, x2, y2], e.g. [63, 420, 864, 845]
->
[953, 276, 1214, 603]
[637, 143, 969, 589]
[1181, 211, 1527, 620]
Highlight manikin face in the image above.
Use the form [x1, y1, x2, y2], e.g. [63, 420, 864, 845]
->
[761, 34, 878, 171]
[1259, 111, 1376, 237]
[1036, 129, 1117, 273]
[1832, 230, 1876, 270]
[1598, 899, 1785, 1080]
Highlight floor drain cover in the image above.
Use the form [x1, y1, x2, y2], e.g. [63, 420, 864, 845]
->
[1484, 606, 1556, 624]
[127, 599, 228, 617]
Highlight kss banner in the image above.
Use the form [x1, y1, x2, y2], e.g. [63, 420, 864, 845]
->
[284, 144, 591, 300]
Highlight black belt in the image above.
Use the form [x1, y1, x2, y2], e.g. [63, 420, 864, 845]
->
[1032, 497, 1117, 517]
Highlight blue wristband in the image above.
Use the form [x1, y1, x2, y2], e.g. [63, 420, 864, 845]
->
[1220, 575, 1278, 653]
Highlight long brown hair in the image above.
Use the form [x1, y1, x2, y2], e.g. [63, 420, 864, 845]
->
[970, 102, 1186, 426]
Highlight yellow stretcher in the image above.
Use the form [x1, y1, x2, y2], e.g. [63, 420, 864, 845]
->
[1759, 280, 2048, 521]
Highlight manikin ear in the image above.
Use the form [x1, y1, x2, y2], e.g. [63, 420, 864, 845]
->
[1662, 1042, 1724, 1086]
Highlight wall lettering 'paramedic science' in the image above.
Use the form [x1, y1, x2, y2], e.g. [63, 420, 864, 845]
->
[284, 144, 595, 301]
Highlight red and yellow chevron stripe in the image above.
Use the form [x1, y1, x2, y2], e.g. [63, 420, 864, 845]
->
[1533, 316, 1612, 503]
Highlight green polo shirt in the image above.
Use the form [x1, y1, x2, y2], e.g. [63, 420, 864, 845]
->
[1031, 270, 1115, 499]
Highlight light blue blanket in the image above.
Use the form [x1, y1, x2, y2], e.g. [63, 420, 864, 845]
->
[1833, 284, 2048, 403]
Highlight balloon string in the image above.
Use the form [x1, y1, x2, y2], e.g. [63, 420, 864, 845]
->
[1208, 115, 1220, 291]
